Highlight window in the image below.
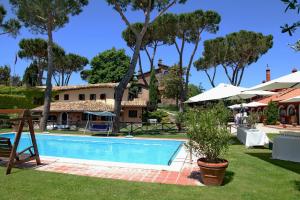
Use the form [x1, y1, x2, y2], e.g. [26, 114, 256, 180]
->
[128, 110, 138, 118]
[90, 94, 96, 100]
[100, 93, 106, 100]
[79, 94, 85, 101]
[64, 94, 69, 100]
[54, 95, 59, 101]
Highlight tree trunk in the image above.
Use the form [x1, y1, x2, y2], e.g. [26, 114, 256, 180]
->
[61, 70, 64, 86]
[40, 16, 53, 132]
[184, 33, 201, 102]
[176, 38, 185, 113]
[113, 37, 144, 133]
[138, 53, 149, 88]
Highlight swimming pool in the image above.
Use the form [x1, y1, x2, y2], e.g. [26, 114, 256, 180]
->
[0, 133, 183, 166]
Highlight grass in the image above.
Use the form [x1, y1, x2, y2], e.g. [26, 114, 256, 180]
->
[0, 136, 299, 199]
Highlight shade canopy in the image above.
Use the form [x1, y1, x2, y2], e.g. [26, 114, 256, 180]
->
[245, 102, 267, 107]
[248, 71, 300, 91]
[227, 90, 276, 100]
[84, 111, 116, 117]
[280, 95, 300, 103]
[186, 83, 246, 103]
[228, 102, 267, 110]
[228, 103, 247, 109]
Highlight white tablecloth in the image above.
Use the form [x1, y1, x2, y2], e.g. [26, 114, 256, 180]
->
[237, 127, 269, 147]
[272, 134, 300, 163]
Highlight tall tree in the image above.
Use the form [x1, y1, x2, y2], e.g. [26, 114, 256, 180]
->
[159, 10, 220, 111]
[10, 0, 89, 131]
[81, 48, 129, 84]
[281, 0, 300, 35]
[23, 61, 39, 87]
[188, 83, 204, 99]
[53, 53, 88, 86]
[148, 68, 159, 111]
[0, 65, 10, 86]
[122, 17, 176, 87]
[162, 65, 183, 107]
[106, 0, 188, 133]
[18, 38, 60, 85]
[0, 4, 20, 37]
[195, 30, 273, 86]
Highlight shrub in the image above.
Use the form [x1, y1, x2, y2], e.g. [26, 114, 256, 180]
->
[247, 111, 259, 129]
[186, 102, 231, 162]
[265, 101, 278, 125]
[144, 110, 169, 123]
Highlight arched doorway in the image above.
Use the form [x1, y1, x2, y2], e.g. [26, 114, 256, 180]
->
[61, 112, 68, 125]
[287, 104, 297, 124]
[278, 106, 286, 124]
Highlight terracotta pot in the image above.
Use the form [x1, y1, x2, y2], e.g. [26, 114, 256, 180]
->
[197, 158, 228, 186]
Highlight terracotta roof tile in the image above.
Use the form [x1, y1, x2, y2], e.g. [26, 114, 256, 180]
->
[32, 100, 147, 112]
[258, 88, 300, 104]
[36, 83, 130, 91]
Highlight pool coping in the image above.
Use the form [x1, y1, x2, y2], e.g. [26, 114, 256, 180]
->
[0, 132, 189, 172]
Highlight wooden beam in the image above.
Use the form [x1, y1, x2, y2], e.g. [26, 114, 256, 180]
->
[6, 113, 25, 175]
[27, 110, 41, 165]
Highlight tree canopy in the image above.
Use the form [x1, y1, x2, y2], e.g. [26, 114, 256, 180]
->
[195, 30, 273, 86]
[81, 48, 130, 84]
[10, 0, 88, 34]
[0, 4, 20, 37]
[161, 65, 184, 107]
[54, 53, 88, 86]
[148, 68, 159, 111]
[18, 38, 65, 85]
[0, 65, 10, 86]
[23, 61, 39, 87]
[10, 0, 89, 131]
[156, 10, 221, 111]
[281, 0, 300, 35]
[188, 83, 204, 99]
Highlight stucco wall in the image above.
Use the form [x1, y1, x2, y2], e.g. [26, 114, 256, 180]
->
[55, 87, 129, 102]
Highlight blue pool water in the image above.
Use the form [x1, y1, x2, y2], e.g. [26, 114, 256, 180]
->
[0, 133, 183, 166]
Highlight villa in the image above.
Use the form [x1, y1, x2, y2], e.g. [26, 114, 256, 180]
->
[32, 83, 147, 126]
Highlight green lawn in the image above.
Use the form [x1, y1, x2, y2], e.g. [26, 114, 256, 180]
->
[0, 136, 299, 200]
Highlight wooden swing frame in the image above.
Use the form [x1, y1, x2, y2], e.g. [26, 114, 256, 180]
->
[0, 109, 41, 175]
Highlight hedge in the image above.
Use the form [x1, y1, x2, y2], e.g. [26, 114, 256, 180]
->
[0, 94, 36, 109]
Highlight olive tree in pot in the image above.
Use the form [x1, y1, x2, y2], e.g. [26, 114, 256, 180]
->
[186, 103, 231, 186]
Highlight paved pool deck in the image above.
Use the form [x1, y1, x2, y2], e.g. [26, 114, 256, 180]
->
[0, 156, 203, 186]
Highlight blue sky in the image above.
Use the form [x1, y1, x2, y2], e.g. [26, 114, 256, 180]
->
[0, 0, 300, 90]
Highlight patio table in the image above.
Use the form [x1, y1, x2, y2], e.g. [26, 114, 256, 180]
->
[272, 133, 300, 163]
[237, 127, 269, 147]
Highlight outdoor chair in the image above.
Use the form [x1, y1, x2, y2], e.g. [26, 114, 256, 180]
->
[0, 137, 36, 164]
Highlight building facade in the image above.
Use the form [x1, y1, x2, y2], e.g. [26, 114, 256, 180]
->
[33, 83, 147, 126]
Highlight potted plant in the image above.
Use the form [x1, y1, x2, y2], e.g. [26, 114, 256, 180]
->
[186, 103, 231, 186]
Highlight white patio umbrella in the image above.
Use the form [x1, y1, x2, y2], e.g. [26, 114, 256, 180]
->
[248, 71, 300, 91]
[245, 102, 267, 108]
[185, 83, 246, 103]
[228, 103, 247, 109]
[227, 90, 276, 100]
[280, 95, 300, 103]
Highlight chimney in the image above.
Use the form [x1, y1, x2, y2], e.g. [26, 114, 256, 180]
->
[266, 65, 271, 82]
[158, 59, 163, 65]
[292, 68, 298, 73]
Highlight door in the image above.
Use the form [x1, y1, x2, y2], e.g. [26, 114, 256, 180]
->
[61, 112, 68, 125]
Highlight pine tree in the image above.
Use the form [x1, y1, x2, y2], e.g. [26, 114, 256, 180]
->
[148, 68, 159, 111]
